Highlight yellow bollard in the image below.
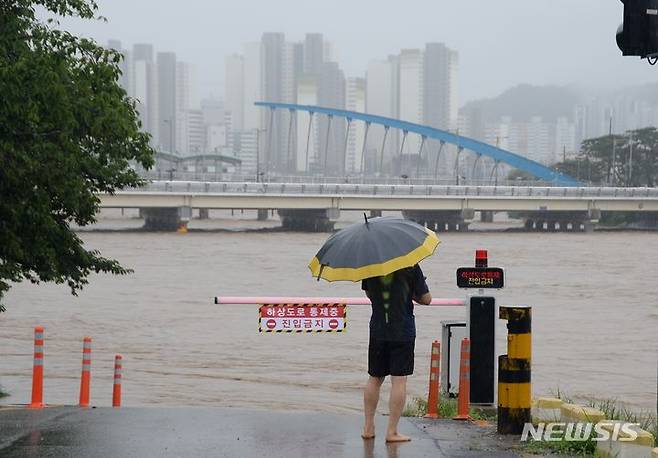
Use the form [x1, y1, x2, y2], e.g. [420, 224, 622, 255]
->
[497, 306, 532, 435]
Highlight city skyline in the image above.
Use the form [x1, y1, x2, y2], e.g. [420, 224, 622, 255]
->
[110, 31, 658, 180]
[51, 0, 656, 104]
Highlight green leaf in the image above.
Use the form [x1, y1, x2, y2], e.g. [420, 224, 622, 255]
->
[0, 0, 156, 312]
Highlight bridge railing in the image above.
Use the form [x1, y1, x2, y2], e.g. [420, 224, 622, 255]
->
[141, 171, 556, 188]
[135, 181, 658, 199]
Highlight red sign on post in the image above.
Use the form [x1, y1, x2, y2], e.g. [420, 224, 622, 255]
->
[259, 304, 347, 333]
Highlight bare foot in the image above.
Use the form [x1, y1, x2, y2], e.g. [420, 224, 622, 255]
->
[385, 433, 411, 443]
[361, 427, 375, 440]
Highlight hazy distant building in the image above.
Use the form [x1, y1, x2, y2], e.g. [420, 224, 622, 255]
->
[398, 49, 424, 160]
[295, 76, 319, 172]
[206, 123, 226, 152]
[176, 62, 195, 115]
[201, 97, 224, 126]
[132, 43, 153, 63]
[554, 117, 577, 161]
[304, 33, 324, 76]
[131, 43, 158, 147]
[346, 77, 366, 174]
[366, 56, 399, 172]
[423, 43, 458, 131]
[317, 62, 346, 174]
[235, 130, 258, 174]
[157, 52, 177, 152]
[261, 32, 286, 173]
[224, 54, 245, 132]
[243, 42, 262, 131]
[177, 109, 205, 155]
[283, 42, 304, 104]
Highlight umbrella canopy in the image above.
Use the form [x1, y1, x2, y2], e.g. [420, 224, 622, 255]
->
[309, 215, 440, 282]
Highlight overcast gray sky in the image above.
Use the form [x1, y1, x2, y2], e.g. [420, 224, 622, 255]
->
[57, 0, 657, 103]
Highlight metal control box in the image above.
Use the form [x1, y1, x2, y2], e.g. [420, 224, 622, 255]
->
[440, 320, 467, 396]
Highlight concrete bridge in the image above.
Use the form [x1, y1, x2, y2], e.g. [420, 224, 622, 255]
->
[99, 181, 658, 232]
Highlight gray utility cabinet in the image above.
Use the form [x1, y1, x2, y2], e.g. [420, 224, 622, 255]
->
[440, 320, 467, 396]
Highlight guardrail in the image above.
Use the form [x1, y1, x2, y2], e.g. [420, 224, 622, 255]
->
[135, 181, 658, 199]
[140, 172, 558, 188]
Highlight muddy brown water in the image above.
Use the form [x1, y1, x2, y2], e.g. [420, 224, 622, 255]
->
[1, 211, 656, 415]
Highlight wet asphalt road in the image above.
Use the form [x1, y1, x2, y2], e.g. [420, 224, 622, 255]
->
[0, 407, 519, 457]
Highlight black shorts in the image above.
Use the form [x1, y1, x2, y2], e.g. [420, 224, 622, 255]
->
[368, 338, 415, 377]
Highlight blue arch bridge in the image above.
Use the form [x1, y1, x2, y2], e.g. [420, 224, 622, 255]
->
[255, 102, 581, 188]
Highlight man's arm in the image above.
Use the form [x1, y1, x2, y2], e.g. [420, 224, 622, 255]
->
[412, 265, 432, 305]
[414, 292, 432, 305]
[361, 279, 371, 299]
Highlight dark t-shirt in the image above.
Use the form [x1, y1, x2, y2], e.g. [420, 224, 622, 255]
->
[361, 265, 430, 342]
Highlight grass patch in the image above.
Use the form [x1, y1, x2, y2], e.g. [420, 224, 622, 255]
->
[522, 428, 598, 457]
[402, 394, 496, 421]
[521, 391, 658, 456]
[585, 398, 657, 447]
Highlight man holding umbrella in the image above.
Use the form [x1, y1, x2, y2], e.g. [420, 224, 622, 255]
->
[309, 215, 439, 443]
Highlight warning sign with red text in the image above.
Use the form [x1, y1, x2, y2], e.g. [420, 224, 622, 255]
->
[259, 304, 347, 333]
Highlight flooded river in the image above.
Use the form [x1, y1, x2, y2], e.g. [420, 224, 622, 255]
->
[1, 212, 656, 415]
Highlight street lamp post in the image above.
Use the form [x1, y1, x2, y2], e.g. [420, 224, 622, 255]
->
[255, 127, 267, 183]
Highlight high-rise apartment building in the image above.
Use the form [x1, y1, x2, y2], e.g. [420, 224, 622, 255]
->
[177, 109, 205, 155]
[304, 33, 324, 76]
[176, 62, 194, 116]
[423, 43, 459, 131]
[261, 32, 286, 173]
[314, 62, 346, 175]
[131, 44, 158, 147]
[157, 52, 177, 152]
[225, 54, 245, 132]
[398, 49, 424, 162]
[242, 42, 262, 131]
[295, 76, 319, 172]
[366, 56, 399, 172]
[346, 77, 366, 174]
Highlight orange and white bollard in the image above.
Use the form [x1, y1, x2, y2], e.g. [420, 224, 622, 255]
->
[112, 355, 122, 407]
[453, 338, 471, 421]
[424, 340, 441, 419]
[79, 337, 92, 407]
[29, 326, 45, 409]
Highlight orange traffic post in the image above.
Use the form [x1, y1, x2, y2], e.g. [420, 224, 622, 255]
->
[424, 340, 441, 419]
[79, 337, 92, 407]
[453, 338, 471, 421]
[112, 355, 122, 407]
[29, 326, 45, 409]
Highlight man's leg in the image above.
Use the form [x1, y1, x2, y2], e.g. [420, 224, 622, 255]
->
[363, 376, 384, 439]
[386, 376, 411, 442]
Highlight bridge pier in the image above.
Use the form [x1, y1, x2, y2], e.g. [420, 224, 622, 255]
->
[632, 212, 658, 229]
[257, 209, 269, 221]
[480, 211, 495, 223]
[141, 207, 191, 232]
[521, 211, 597, 233]
[278, 209, 339, 232]
[403, 210, 473, 232]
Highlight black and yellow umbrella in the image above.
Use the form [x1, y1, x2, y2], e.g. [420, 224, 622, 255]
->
[309, 215, 440, 282]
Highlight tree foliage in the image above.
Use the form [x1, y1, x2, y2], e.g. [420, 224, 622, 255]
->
[0, 0, 155, 311]
[554, 128, 658, 187]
